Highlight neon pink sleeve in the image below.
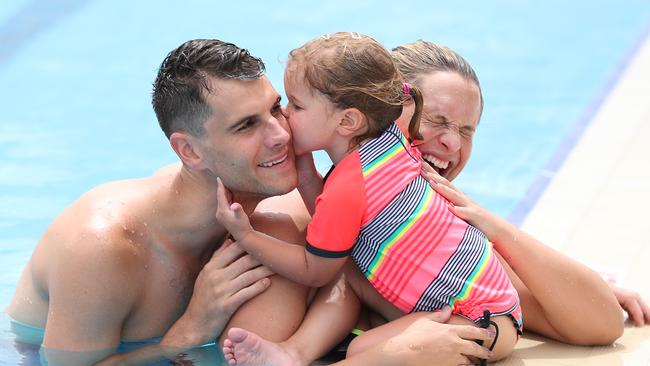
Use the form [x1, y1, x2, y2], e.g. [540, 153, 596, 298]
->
[306, 153, 367, 258]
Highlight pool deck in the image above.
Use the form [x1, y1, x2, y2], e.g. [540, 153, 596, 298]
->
[498, 26, 650, 365]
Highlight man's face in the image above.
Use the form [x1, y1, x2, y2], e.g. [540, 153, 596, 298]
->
[194, 76, 297, 198]
[398, 71, 481, 181]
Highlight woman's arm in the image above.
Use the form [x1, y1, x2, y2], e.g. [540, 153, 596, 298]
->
[424, 170, 624, 345]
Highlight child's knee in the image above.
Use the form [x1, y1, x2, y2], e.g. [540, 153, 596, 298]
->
[486, 316, 518, 361]
[345, 334, 366, 358]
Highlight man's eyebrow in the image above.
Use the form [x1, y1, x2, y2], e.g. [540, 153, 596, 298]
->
[229, 114, 258, 131]
[228, 96, 282, 131]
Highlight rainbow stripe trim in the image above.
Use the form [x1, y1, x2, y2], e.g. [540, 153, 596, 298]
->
[449, 239, 491, 306]
[365, 187, 433, 280]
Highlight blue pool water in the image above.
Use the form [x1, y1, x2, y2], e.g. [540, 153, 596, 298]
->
[1, 0, 649, 364]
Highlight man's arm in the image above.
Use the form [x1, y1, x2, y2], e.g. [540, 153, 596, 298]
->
[94, 239, 274, 366]
[41, 231, 142, 364]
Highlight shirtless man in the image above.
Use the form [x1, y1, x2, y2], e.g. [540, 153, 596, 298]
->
[8, 39, 492, 365]
[7, 38, 310, 364]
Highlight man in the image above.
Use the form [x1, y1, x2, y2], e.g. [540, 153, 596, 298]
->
[8, 39, 491, 365]
[8, 38, 309, 364]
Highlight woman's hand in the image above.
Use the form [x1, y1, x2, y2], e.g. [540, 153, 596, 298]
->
[382, 309, 494, 366]
[610, 284, 650, 326]
[420, 163, 501, 241]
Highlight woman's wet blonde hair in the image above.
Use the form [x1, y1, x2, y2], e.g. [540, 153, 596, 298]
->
[391, 40, 483, 119]
[288, 32, 423, 145]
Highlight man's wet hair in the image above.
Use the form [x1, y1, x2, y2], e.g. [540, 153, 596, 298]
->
[152, 39, 265, 138]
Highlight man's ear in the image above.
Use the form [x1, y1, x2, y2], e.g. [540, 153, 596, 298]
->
[336, 108, 367, 137]
[169, 131, 206, 170]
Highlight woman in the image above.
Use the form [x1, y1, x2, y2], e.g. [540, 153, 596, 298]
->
[389, 40, 647, 344]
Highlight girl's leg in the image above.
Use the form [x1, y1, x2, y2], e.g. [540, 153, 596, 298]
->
[342, 260, 403, 322]
[279, 270, 361, 363]
[223, 270, 360, 366]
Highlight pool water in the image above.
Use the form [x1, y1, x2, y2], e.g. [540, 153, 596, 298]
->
[1, 0, 649, 364]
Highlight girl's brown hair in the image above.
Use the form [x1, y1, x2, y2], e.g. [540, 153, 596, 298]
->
[288, 32, 423, 145]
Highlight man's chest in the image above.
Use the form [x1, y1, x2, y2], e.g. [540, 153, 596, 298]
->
[122, 261, 200, 339]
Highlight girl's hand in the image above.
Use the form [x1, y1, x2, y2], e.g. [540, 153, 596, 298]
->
[295, 152, 322, 188]
[420, 163, 500, 241]
[215, 178, 253, 241]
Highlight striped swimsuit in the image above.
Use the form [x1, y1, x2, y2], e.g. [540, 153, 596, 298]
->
[305, 123, 522, 328]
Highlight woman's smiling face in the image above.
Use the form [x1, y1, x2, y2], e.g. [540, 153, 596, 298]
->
[398, 71, 482, 181]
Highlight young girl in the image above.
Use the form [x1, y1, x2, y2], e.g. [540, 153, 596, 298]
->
[217, 32, 521, 364]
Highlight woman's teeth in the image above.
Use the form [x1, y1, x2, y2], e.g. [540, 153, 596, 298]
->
[423, 154, 449, 170]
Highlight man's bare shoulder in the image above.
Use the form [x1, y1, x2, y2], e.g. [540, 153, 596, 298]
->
[10, 175, 175, 325]
[32, 175, 174, 284]
[53, 176, 164, 236]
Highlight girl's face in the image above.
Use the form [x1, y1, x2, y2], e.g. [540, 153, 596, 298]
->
[398, 71, 482, 181]
[283, 63, 340, 156]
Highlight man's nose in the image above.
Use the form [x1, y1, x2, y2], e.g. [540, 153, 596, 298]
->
[266, 115, 291, 147]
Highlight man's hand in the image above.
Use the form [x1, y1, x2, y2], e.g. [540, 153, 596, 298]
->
[215, 178, 254, 241]
[161, 239, 273, 348]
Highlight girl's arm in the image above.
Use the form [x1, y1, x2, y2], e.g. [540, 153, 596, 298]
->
[422, 169, 624, 345]
[295, 153, 324, 215]
[216, 178, 345, 287]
